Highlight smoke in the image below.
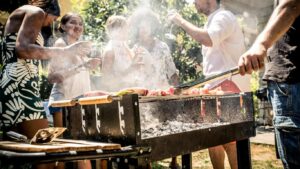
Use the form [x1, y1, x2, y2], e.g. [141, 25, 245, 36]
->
[96, 3, 177, 92]
[48, 1, 178, 97]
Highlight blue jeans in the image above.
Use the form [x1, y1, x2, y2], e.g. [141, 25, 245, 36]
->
[267, 81, 300, 169]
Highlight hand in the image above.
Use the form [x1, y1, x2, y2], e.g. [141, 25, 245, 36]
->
[132, 47, 148, 63]
[238, 43, 267, 75]
[167, 10, 182, 25]
[86, 58, 101, 69]
[66, 41, 93, 57]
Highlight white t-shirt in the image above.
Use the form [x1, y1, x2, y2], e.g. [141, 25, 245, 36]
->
[48, 54, 91, 103]
[202, 8, 251, 92]
[101, 40, 134, 91]
[105, 40, 132, 75]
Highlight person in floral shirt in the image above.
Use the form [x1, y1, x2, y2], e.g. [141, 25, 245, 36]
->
[129, 8, 179, 89]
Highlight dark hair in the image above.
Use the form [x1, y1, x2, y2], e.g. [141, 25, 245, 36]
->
[129, 8, 161, 42]
[58, 13, 83, 33]
[28, 0, 60, 16]
[216, 0, 221, 4]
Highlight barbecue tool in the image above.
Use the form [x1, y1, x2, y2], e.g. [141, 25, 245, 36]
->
[6, 131, 29, 143]
[6, 127, 66, 144]
[174, 67, 239, 94]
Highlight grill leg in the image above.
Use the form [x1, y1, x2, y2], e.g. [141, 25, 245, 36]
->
[134, 158, 151, 169]
[182, 153, 192, 169]
[236, 139, 251, 169]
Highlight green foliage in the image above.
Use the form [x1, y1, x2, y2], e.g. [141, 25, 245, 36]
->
[168, 4, 206, 82]
[79, 0, 205, 83]
[82, 0, 135, 43]
[251, 72, 260, 116]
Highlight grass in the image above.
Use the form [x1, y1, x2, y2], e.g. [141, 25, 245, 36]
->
[153, 143, 283, 169]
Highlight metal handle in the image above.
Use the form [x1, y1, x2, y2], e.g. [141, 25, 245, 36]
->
[6, 131, 28, 142]
[177, 67, 239, 89]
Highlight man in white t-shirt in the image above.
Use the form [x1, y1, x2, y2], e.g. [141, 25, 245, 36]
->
[169, 0, 250, 168]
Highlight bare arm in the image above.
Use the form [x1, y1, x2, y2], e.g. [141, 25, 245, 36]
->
[257, 0, 300, 49]
[238, 0, 300, 75]
[5, 6, 92, 60]
[15, 7, 64, 60]
[169, 12, 212, 46]
[48, 39, 95, 83]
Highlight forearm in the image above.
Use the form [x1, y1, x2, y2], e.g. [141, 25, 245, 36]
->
[255, 0, 300, 49]
[175, 17, 212, 46]
[16, 44, 64, 60]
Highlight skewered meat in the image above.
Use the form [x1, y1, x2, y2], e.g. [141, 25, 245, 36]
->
[168, 86, 175, 95]
[117, 87, 149, 96]
[84, 90, 111, 97]
[147, 89, 168, 96]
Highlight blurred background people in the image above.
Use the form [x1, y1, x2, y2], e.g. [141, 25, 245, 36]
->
[129, 8, 179, 90]
[47, 12, 100, 169]
[47, 12, 100, 128]
[101, 15, 134, 91]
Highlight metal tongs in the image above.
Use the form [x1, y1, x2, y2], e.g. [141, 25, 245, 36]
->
[174, 67, 239, 94]
[6, 127, 66, 144]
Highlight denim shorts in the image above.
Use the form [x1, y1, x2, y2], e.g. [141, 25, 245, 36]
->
[267, 81, 300, 168]
[48, 106, 62, 115]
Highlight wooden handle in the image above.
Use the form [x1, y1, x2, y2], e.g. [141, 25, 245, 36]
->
[78, 95, 113, 105]
[50, 100, 76, 107]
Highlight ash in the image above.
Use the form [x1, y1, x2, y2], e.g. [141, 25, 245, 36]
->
[141, 119, 230, 139]
[138, 95, 252, 139]
[139, 101, 230, 139]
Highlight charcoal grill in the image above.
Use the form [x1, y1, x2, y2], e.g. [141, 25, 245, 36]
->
[61, 92, 255, 168]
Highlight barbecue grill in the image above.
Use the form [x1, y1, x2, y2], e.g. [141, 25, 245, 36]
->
[60, 92, 255, 168]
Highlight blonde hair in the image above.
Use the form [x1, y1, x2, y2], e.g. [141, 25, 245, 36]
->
[105, 15, 127, 34]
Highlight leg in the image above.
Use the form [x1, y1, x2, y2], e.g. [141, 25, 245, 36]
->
[52, 111, 92, 169]
[267, 81, 300, 168]
[17, 119, 49, 139]
[17, 119, 61, 169]
[77, 160, 92, 169]
[170, 157, 179, 169]
[223, 142, 237, 169]
[53, 162, 65, 169]
[275, 128, 300, 169]
[52, 111, 65, 169]
[208, 145, 225, 169]
[100, 159, 108, 169]
[53, 111, 63, 127]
